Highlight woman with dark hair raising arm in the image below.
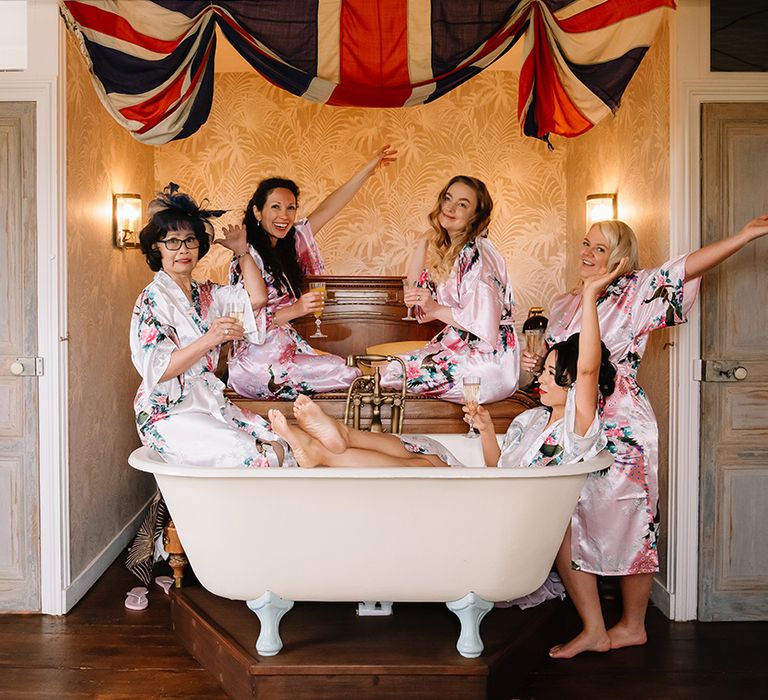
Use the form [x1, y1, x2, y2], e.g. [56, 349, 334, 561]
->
[228, 145, 397, 399]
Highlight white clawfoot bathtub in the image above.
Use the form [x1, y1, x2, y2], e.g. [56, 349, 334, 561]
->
[129, 436, 610, 658]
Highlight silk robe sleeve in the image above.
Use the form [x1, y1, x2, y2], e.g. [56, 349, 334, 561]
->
[630, 254, 701, 336]
[449, 243, 508, 352]
[130, 289, 183, 405]
[561, 385, 606, 462]
[293, 218, 325, 275]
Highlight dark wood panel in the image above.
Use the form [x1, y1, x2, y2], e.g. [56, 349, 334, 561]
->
[171, 583, 561, 700]
[293, 275, 443, 357]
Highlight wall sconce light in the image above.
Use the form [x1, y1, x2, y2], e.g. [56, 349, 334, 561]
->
[113, 193, 142, 248]
[585, 193, 618, 228]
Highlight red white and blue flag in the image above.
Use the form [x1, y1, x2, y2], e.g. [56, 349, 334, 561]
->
[60, 0, 675, 145]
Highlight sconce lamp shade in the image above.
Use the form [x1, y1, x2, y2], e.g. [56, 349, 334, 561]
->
[585, 193, 618, 228]
[113, 193, 142, 248]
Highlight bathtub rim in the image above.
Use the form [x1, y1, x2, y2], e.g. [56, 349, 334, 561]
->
[128, 445, 612, 479]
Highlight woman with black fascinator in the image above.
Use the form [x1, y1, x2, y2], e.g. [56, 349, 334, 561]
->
[130, 183, 295, 470]
[227, 144, 397, 400]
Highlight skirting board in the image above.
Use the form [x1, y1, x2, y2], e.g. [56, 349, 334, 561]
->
[651, 575, 672, 620]
[64, 495, 153, 613]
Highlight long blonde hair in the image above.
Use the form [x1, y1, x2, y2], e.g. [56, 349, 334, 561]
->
[589, 219, 640, 272]
[426, 176, 493, 282]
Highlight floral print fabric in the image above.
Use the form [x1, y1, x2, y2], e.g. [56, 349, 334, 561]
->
[130, 270, 293, 468]
[380, 236, 520, 404]
[547, 254, 700, 575]
[227, 218, 360, 399]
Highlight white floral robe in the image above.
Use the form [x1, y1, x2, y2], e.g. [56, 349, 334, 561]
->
[547, 254, 700, 575]
[380, 236, 520, 404]
[227, 218, 360, 399]
[131, 270, 293, 468]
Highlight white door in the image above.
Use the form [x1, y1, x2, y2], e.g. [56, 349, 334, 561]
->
[0, 101, 40, 612]
[699, 102, 768, 620]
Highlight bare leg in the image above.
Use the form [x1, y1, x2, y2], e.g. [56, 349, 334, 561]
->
[607, 573, 653, 649]
[293, 396, 433, 462]
[549, 526, 611, 659]
[269, 410, 437, 468]
[293, 395, 347, 453]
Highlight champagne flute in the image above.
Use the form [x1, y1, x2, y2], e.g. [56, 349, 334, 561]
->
[308, 281, 327, 338]
[224, 301, 245, 349]
[401, 278, 417, 321]
[462, 376, 481, 439]
[524, 329, 546, 376]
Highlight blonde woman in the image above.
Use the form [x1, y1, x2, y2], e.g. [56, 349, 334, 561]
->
[380, 176, 519, 403]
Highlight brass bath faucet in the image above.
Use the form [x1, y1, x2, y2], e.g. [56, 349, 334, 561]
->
[344, 355, 407, 433]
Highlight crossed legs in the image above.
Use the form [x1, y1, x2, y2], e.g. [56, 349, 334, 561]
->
[269, 395, 446, 468]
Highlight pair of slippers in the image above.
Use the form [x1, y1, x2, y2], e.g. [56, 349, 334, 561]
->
[124, 576, 174, 610]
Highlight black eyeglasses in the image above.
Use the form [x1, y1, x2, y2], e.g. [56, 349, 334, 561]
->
[158, 236, 199, 251]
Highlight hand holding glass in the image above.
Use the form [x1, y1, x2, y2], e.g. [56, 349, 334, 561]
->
[224, 301, 245, 345]
[463, 376, 481, 438]
[401, 279, 417, 321]
[524, 330, 546, 375]
[308, 282, 327, 338]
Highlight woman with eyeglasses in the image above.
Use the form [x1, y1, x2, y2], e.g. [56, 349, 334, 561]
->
[131, 183, 296, 470]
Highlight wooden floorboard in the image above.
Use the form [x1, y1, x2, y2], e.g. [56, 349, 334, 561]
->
[1, 557, 768, 698]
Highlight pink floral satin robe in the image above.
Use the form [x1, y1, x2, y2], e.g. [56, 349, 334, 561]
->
[547, 254, 700, 575]
[380, 236, 520, 404]
[130, 271, 292, 468]
[227, 218, 360, 399]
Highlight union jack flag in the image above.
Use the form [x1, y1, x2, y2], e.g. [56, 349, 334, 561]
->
[60, 0, 675, 145]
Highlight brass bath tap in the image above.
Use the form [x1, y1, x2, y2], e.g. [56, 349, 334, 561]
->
[344, 355, 407, 433]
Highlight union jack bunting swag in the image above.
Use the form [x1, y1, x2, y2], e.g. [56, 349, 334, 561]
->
[60, 0, 675, 145]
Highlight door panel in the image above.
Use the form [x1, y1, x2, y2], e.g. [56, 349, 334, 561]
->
[0, 101, 39, 612]
[699, 102, 768, 620]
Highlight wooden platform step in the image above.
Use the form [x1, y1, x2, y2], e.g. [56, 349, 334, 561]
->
[171, 584, 560, 700]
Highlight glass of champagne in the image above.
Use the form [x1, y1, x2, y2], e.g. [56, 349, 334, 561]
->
[462, 376, 481, 439]
[308, 281, 327, 338]
[401, 278, 417, 321]
[224, 301, 245, 348]
[524, 329, 546, 376]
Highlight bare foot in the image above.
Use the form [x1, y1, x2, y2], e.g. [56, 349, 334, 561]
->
[549, 630, 611, 659]
[607, 622, 647, 650]
[293, 395, 347, 453]
[267, 409, 324, 468]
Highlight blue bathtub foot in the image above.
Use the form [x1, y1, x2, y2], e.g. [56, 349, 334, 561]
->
[446, 592, 493, 658]
[246, 591, 294, 656]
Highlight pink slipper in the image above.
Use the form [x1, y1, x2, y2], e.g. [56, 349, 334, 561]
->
[155, 576, 173, 595]
[125, 586, 148, 610]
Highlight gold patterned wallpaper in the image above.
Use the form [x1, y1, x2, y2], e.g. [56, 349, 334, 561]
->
[564, 21, 672, 578]
[65, 32, 156, 578]
[155, 70, 568, 321]
[65, 18, 674, 580]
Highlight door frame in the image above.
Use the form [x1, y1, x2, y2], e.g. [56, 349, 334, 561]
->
[664, 0, 768, 621]
[0, 38, 68, 613]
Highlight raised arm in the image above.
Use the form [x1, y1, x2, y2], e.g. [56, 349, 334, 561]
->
[684, 214, 768, 281]
[307, 144, 397, 233]
[573, 259, 627, 435]
[219, 224, 268, 309]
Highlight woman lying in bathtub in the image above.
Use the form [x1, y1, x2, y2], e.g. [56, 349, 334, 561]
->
[267, 260, 624, 469]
